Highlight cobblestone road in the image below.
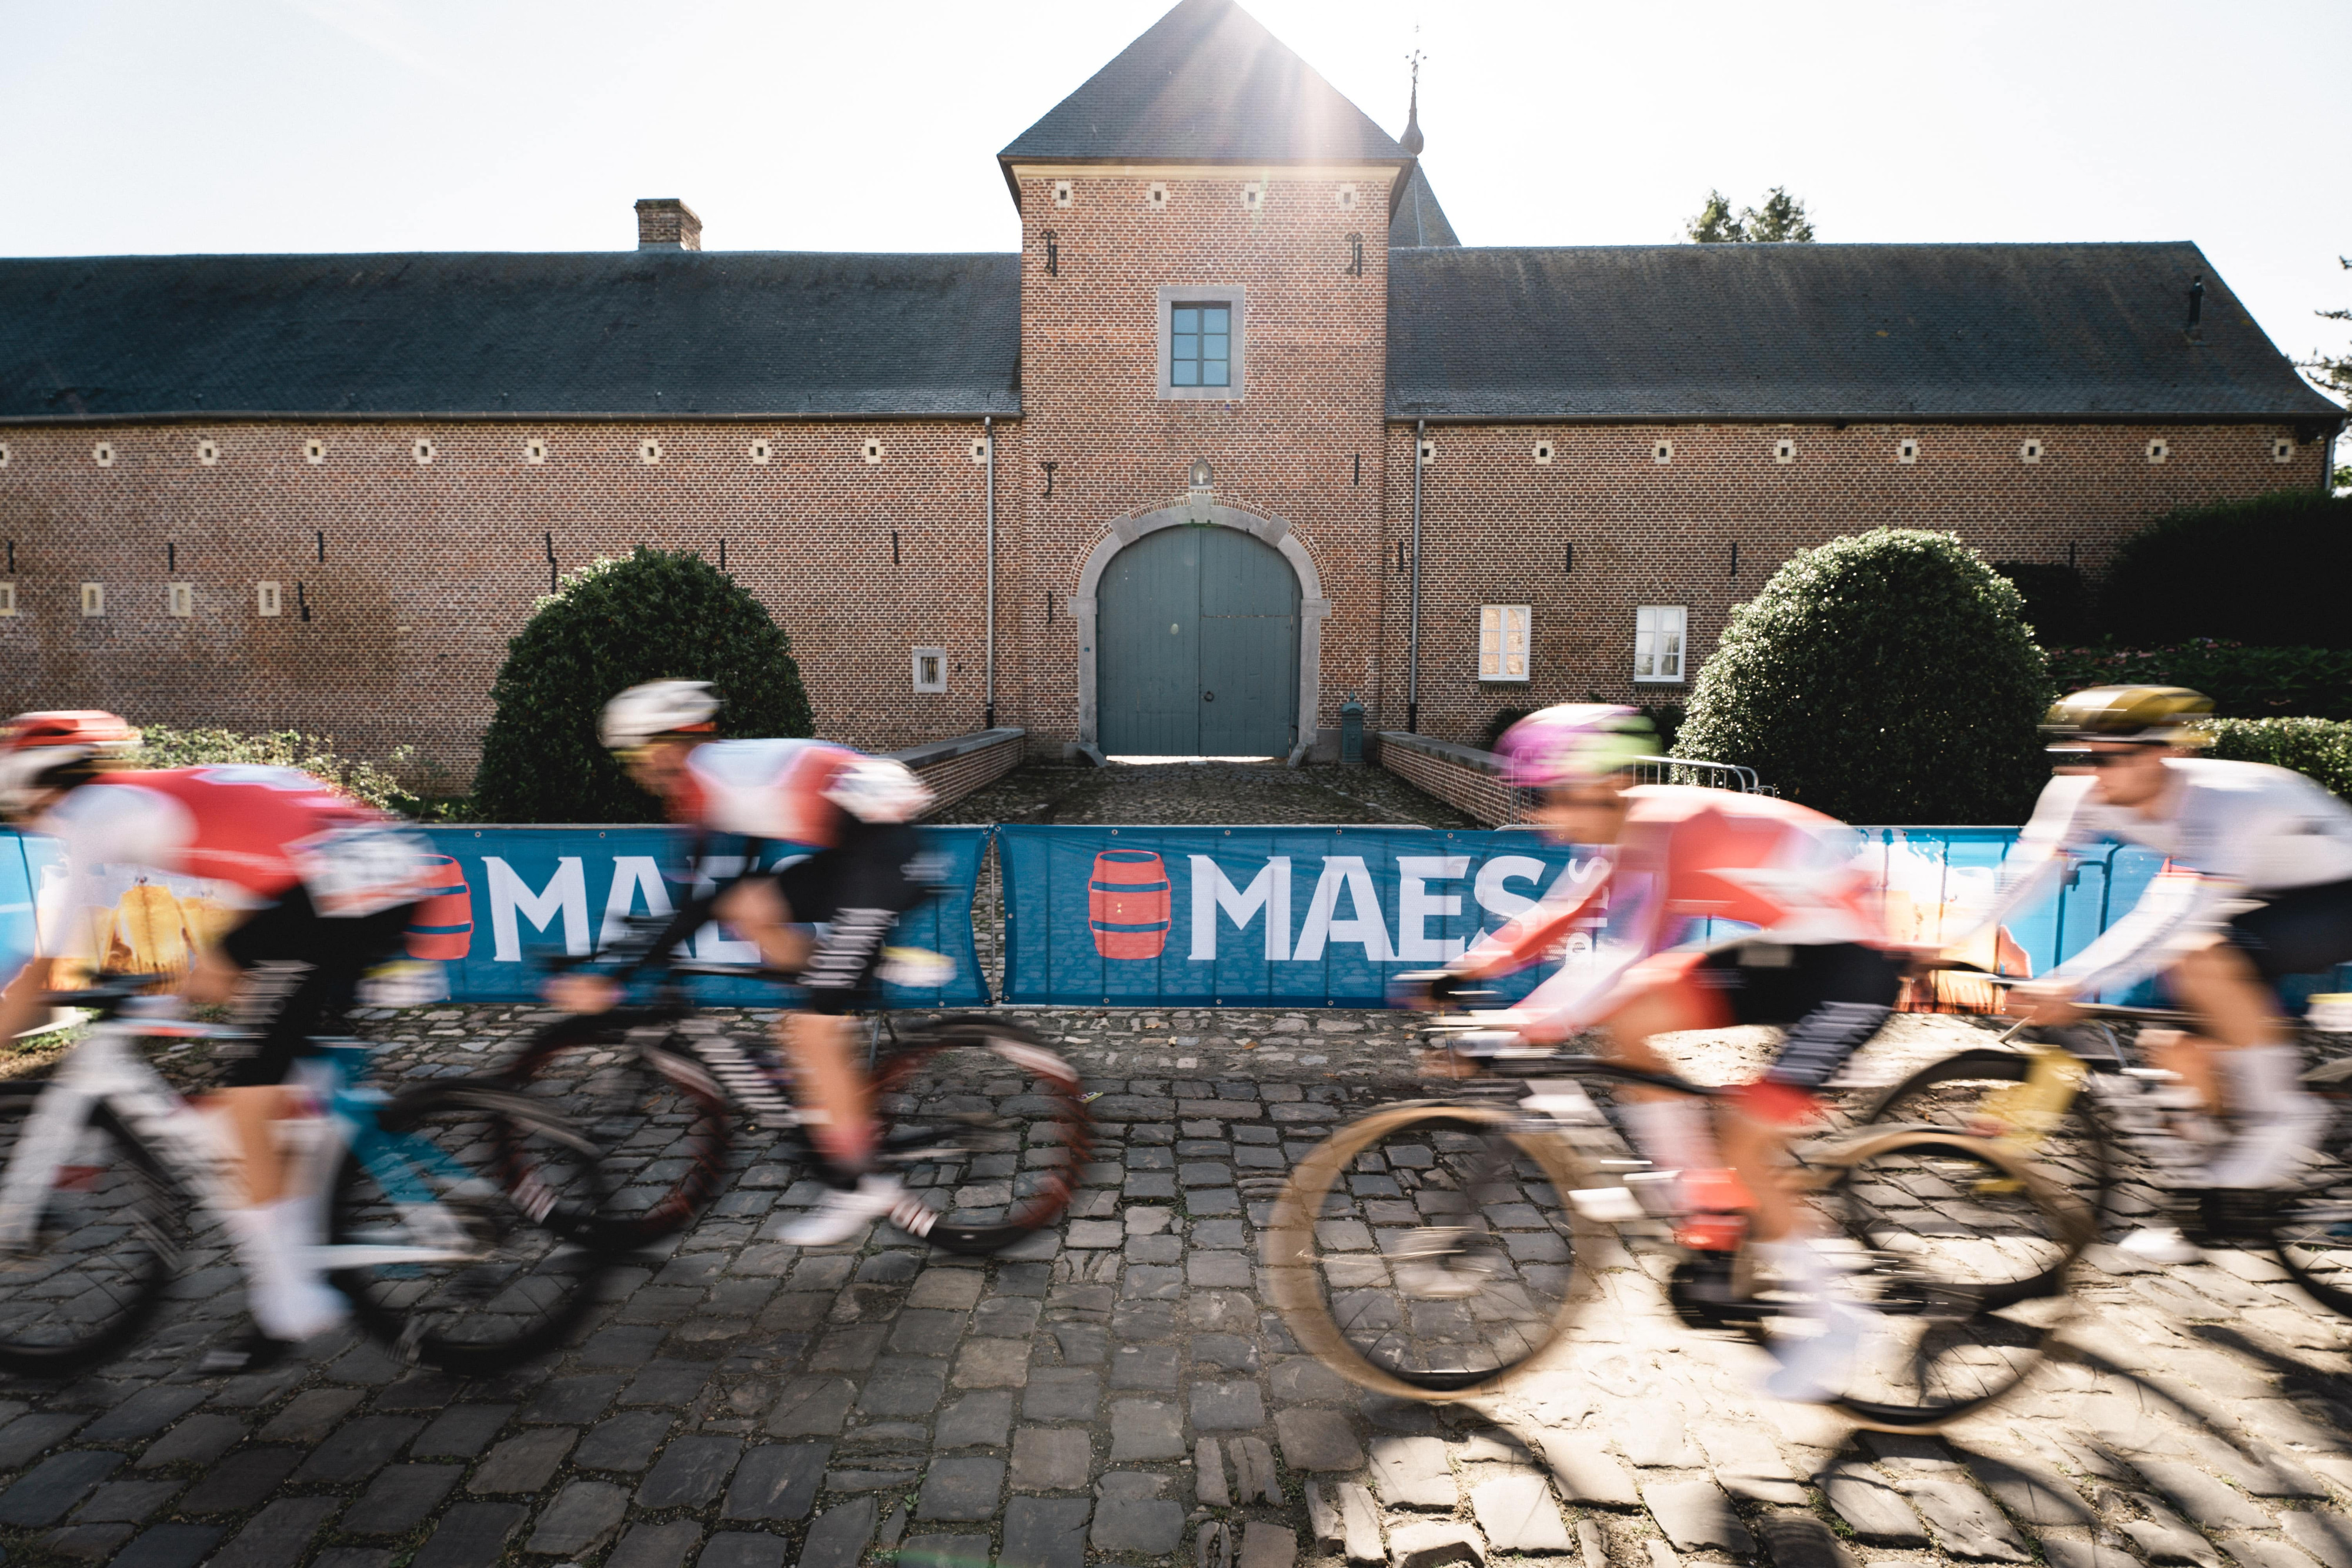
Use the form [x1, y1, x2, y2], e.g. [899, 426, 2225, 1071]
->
[5, 766, 2351, 1568]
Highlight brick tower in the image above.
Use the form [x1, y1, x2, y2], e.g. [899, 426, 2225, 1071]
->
[997, 0, 1415, 760]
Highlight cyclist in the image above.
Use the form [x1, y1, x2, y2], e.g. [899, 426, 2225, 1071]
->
[0, 711, 432, 1370]
[1396, 704, 1902, 1400]
[556, 680, 938, 1246]
[1970, 687, 2352, 1223]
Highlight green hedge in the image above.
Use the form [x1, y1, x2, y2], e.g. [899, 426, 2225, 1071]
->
[1993, 561, 2099, 645]
[2199, 718, 2352, 798]
[472, 548, 813, 823]
[133, 727, 422, 815]
[1675, 529, 2050, 823]
[2043, 641, 2352, 721]
[2103, 488, 2352, 649]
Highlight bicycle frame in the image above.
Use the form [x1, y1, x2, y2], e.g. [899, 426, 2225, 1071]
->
[0, 1013, 486, 1272]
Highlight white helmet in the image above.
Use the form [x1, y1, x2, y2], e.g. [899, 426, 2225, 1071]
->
[600, 680, 720, 751]
[821, 756, 934, 824]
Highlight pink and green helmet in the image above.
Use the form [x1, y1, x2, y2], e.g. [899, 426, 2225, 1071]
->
[1493, 704, 1661, 788]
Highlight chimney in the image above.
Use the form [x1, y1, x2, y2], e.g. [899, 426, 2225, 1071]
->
[634, 198, 702, 252]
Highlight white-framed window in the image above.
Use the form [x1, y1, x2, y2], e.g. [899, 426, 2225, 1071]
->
[92, 442, 115, 468]
[1335, 183, 1357, 210]
[1635, 605, 1686, 683]
[525, 438, 550, 465]
[1053, 179, 1073, 208]
[639, 439, 663, 466]
[1532, 441, 1554, 465]
[303, 438, 326, 465]
[413, 439, 435, 465]
[1156, 285, 1245, 401]
[2019, 440, 2044, 465]
[1653, 439, 1673, 464]
[1896, 438, 1919, 464]
[79, 583, 105, 618]
[2273, 437, 2296, 464]
[0, 442, 12, 467]
[2146, 438, 2169, 464]
[1479, 605, 1531, 683]
[168, 583, 193, 617]
[969, 437, 991, 465]
[911, 646, 948, 693]
[196, 439, 220, 467]
[257, 581, 282, 617]
[1773, 437, 1796, 464]
[861, 437, 885, 464]
[0, 583, 15, 617]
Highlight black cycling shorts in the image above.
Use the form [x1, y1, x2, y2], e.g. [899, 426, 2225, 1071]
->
[753, 821, 936, 1016]
[2223, 876, 2352, 982]
[1690, 940, 1905, 1090]
[215, 883, 413, 1088]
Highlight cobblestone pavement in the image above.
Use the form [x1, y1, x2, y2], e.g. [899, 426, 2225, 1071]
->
[931, 761, 1482, 831]
[8, 998, 2352, 1568]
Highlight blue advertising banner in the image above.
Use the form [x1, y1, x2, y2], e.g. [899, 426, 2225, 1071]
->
[998, 825, 1606, 1008]
[0, 824, 991, 1009]
[419, 825, 991, 1007]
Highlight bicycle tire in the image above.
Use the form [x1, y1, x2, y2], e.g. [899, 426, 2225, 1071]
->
[1852, 1045, 2117, 1305]
[0, 1082, 184, 1376]
[501, 1011, 733, 1249]
[1810, 1125, 2092, 1431]
[329, 1082, 618, 1376]
[869, 1016, 1093, 1256]
[1264, 1102, 1599, 1400]
[2263, 1060, 2352, 1316]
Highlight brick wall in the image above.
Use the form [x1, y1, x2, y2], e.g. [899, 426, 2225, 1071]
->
[895, 727, 1026, 814]
[1375, 730, 1519, 827]
[0, 418, 1018, 778]
[1375, 420, 2329, 749]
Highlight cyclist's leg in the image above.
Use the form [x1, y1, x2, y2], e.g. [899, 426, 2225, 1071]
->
[1583, 952, 1732, 1183]
[2180, 881, 2352, 1185]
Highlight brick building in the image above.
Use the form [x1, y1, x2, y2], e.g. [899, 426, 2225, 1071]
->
[0, 0, 2338, 780]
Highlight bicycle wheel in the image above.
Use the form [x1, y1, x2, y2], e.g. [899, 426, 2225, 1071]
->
[329, 1083, 617, 1376]
[1858, 1044, 2118, 1284]
[1809, 1126, 2092, 1430]
[502, 1013, 731, 1249]
[1264, 1102, 1597, 1400]
[869, 1017, 1093, 1256]
[2265, 1060, 2352, 1315]
[0, 1083, 184, 1376]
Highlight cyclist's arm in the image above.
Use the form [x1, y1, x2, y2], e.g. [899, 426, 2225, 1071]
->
[1941, 775, 2095, 957]
[2040, 864, 2235, 1001]
[1455, 877, 1609, 981]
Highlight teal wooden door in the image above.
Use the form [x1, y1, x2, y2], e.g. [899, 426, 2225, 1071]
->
[1099, 526, 1298, 755]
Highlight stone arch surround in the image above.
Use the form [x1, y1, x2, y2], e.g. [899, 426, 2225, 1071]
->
[1069, 502, 1331, 761]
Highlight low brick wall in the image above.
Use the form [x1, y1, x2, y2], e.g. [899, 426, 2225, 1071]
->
[1375, 731, 1521, 826]
[897, 728, 1026, 814]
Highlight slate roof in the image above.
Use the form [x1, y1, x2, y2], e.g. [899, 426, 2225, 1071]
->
[998, 0, 1406, 172]
[1390, 165, 1459, 249]
[1387, 242, 2342, 424]
[0, 250, 1023, 422]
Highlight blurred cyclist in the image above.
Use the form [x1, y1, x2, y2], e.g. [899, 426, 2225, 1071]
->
[0, 711, 433, 1370]
[1970, 687, 2352, 1246]
[554, 681, 938, 1246]
[1395, 704, 1902, 1401]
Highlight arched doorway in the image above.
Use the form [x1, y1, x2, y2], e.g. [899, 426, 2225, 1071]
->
[1098, 524, 1301, 755]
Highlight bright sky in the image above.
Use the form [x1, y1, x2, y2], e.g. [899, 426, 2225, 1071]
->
[6, 0, 2347, 386]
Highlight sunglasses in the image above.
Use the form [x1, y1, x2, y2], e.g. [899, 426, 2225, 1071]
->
[2048, 747, 2156, 769]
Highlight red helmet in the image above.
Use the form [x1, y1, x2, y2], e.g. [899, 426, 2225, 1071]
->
[0, 711, 139, 816]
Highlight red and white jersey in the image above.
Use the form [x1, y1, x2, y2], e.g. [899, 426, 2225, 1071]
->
[1459, 786, 1887, 1037]
[34, 765, 427, 957]
[665, 740, 867, 847]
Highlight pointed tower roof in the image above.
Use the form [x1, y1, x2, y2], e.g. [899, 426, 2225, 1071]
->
[1000, 0, 1408, 179]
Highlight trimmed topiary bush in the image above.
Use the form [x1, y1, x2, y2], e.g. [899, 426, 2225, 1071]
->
[2102, 489, 2352, 650]
[1674, 529, 2052, 823]
[2198, 718, 2352, 799]
[472, 547, 813, 823]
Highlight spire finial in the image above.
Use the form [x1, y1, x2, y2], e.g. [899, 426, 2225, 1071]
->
[1401, 44, 1425, 156]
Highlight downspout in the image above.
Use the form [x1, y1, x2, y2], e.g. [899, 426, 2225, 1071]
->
[1407, 419, 1424, 733]
[983, 416, 997, 731]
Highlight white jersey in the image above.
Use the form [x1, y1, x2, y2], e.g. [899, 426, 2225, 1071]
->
[1976, 758, 2352, 997]
[667, 739, 932, 844]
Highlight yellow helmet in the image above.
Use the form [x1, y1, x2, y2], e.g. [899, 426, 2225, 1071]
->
[2041, 686, 2214, 747]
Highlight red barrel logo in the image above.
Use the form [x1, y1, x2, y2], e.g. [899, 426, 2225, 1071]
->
[403, 855, 475, 960]
[1089, 850, 1171, 959]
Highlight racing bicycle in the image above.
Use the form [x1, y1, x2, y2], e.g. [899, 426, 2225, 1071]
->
[1264, 1008, 2095, 1432]
[496, 930, 1093, 1253]
[0, 977, 620, 1377]
[1855, 975, 2352, 1317]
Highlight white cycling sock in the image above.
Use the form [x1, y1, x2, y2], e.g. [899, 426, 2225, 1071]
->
[2219, 1044, 2312, 1118]
[1625, 1099, 1718, 1174]
[223, 1201, 346, 1343]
